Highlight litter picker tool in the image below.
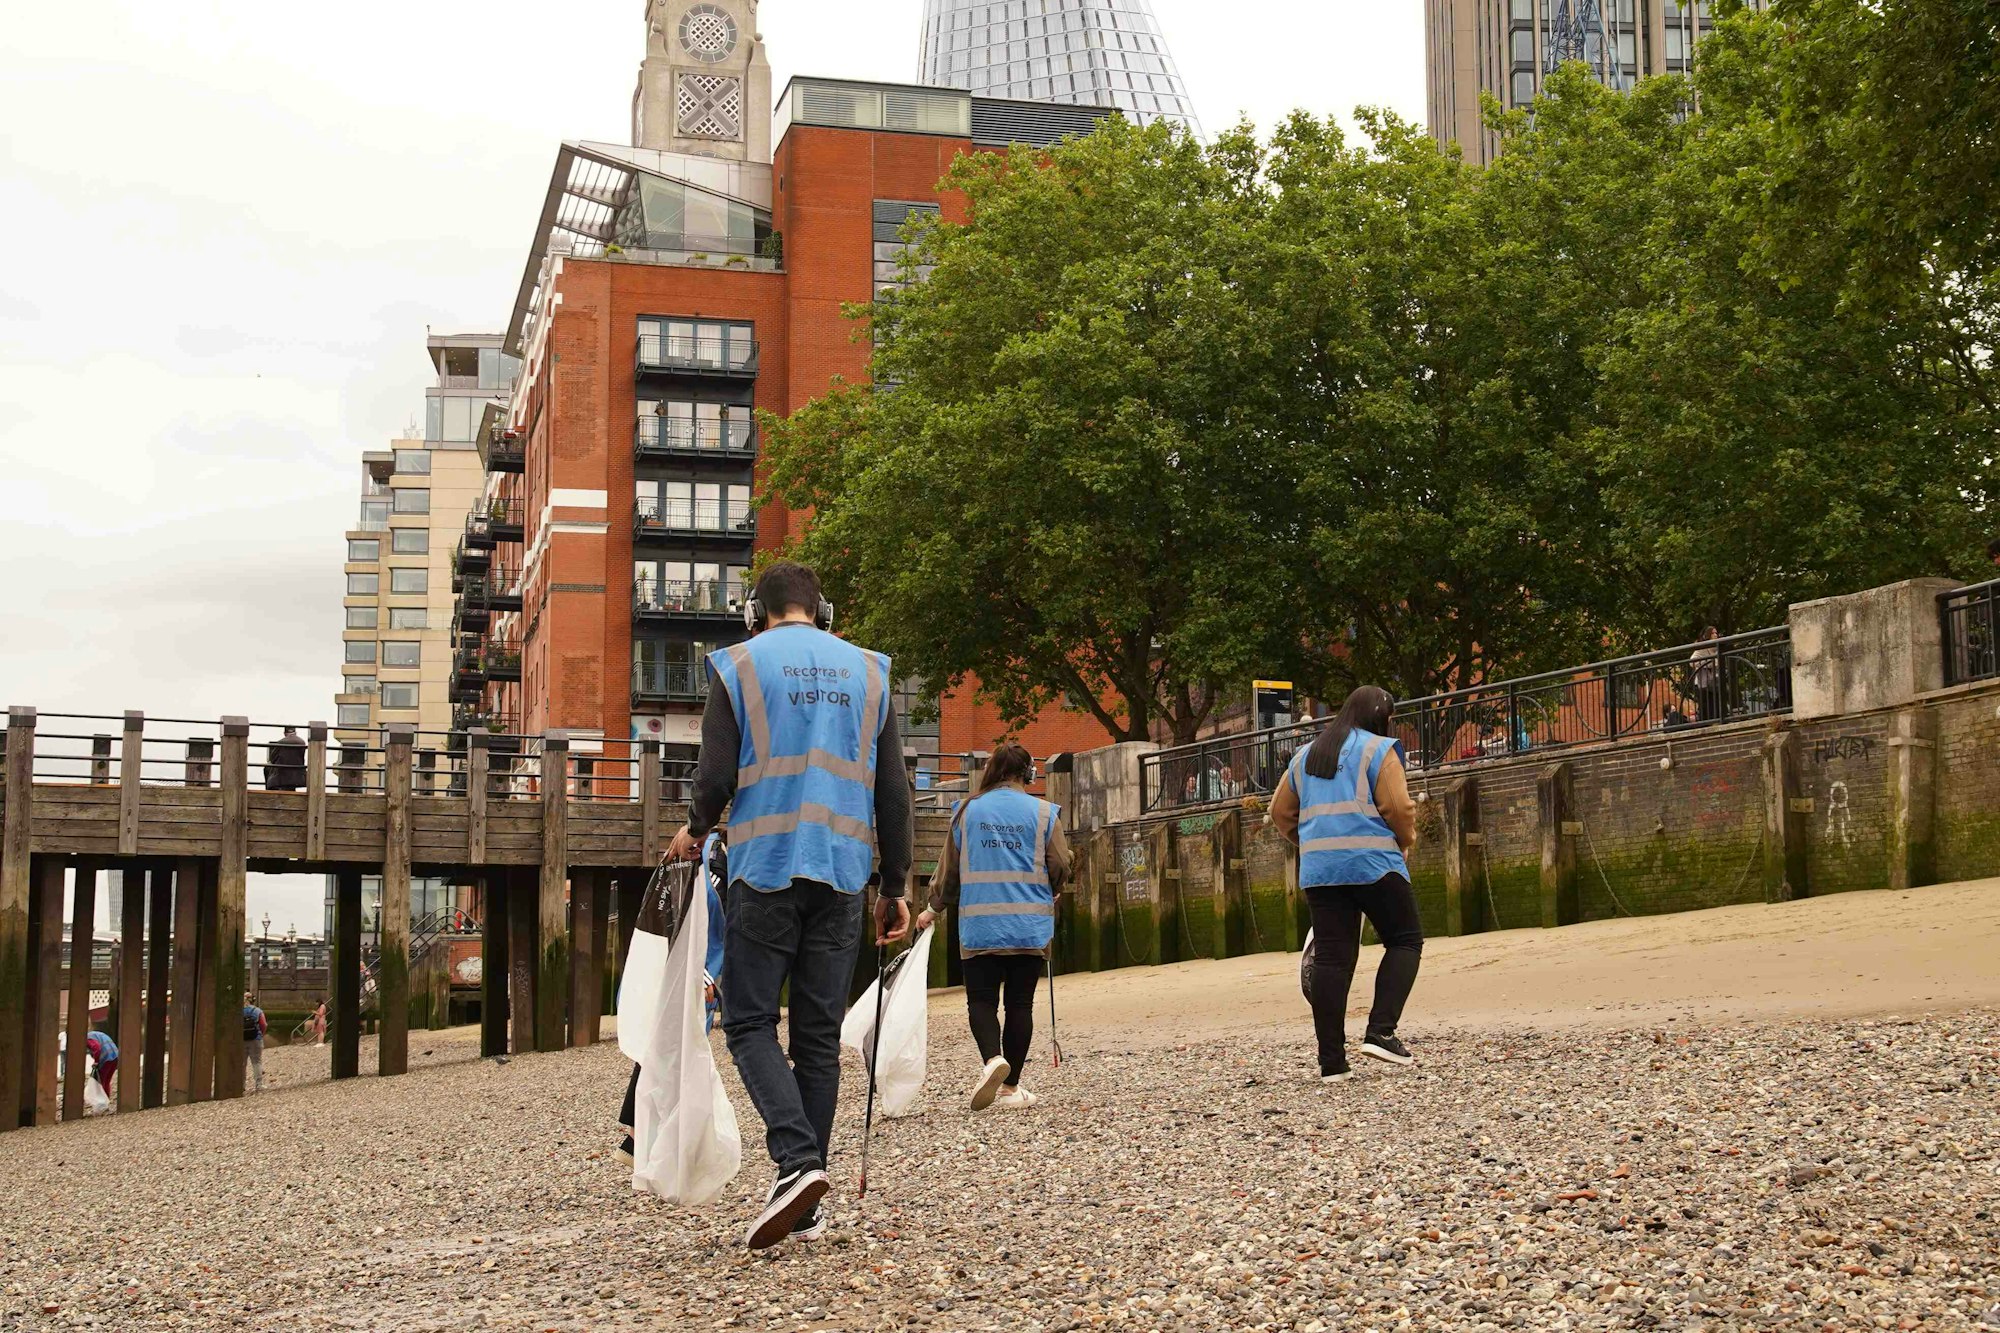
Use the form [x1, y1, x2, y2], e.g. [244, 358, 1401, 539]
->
[857, 939, 890, 1199]
[1046, 952, 1063, 1069]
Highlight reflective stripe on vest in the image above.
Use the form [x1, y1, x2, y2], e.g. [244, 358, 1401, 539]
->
[1294, 729, 1408, 887]
[955, 787, 1059, 952]
[709, 627, 888, 895]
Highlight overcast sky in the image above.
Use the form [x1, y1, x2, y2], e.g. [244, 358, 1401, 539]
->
[0, 0, 1424, 931]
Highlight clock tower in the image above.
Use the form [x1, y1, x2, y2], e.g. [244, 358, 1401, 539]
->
[633, 1, 773, 163]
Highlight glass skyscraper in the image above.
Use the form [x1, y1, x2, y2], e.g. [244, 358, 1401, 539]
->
[919, 0, 1202, 134]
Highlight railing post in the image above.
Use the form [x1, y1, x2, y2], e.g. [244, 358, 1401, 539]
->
[184, 738, 214, 789]
[305, 722, 327, 862]
[213, 717, 249, 1100]
[537, 734, 570, 1052]
[118, 713, 143, 856]
[467, 733, 490, 864]
[1506, 683, 1520, 759]
[639, 738, 661, 864]
[0, 707, 36, 1132]
[91, 735, 113, 785]
[379, 724, 413, 1077]
[1603, 662, 1619, 742]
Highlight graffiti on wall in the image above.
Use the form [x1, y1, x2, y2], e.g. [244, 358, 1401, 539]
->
[1826, 781, 1854, 849]
[1810, 735, 1876, 766]
[1121, 841, 1150, 904]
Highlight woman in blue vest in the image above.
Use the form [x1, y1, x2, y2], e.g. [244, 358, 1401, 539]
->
[1271, 686, 1422, 1081]
[917, 741, 1071, 1111]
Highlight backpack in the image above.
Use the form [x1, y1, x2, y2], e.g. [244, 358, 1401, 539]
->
[243, 1008, 262, 1041]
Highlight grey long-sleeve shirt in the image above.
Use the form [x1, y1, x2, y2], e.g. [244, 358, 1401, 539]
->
[686, 662, 915, 897]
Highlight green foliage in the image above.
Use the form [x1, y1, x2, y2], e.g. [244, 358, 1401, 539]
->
[765, 10, 1993, 742]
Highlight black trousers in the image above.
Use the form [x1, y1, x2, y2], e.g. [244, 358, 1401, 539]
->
[962, 953, 1042, 1087]
[1305, 875, 1424, 1072]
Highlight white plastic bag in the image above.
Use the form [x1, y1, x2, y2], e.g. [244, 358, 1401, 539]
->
[624, 861, 742, 1205]
[82, 1065, 111, 1116]
[1300, 927, 1316, 1003]
[840, 924, 935, 1119]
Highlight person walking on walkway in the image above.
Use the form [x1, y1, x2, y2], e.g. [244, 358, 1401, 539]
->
[1271, 686, 1422, 1082]
[242, 993, 269, 1092]
[668, 560, 914, 1251]
[917, 741, 1070, 1112]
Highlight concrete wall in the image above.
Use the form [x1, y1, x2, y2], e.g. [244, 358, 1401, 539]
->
[1790, 578, 1960, 720]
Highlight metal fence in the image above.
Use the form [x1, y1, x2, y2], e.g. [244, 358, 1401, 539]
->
[1941, 579, 1999, 687]
[1140, 626, 1795, 813]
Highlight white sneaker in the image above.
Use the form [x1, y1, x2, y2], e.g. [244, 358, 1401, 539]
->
[991, 1086, 1038, 1110]
[969, 1055, 1011, 1111]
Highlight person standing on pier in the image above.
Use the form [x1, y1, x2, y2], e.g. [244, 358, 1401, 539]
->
[1271, 686, 1422, 1082]
[917, 741, 1069, 1111]
[667, 560, 914, 1251]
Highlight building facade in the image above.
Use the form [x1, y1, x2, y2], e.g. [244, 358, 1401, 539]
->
[336, 334, 517, 755]
[457, 11, 1129, 787]
[918, 0, 1201, 134]
[1426, 0, 1764, 165]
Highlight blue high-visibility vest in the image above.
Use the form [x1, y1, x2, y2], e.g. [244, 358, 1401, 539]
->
[708, 626, 890, 896]
[954, 786, 1060, 953]
[1292, 729, 1408, 888]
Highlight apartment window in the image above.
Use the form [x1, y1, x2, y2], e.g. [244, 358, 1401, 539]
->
[342, 675, 377, 696]
[389, 607, 428, 630]
[383, 642, 422, 669]
[359, 501, 390, 531]
[381, 683, 420, 711]
[345, 642, 377, 665]
[347, 539, 380, 562]
[347, 573, 379, 596]
[390, 568, 429, 595]
[393, 488, 431, 515]
[394, 449, 432, 475]
[336, 704, 371, 728]
[392, 529, 429, 555]
[346, 607, 379, 630]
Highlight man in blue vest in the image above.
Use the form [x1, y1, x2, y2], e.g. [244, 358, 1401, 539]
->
[669, 560, 914, 1250]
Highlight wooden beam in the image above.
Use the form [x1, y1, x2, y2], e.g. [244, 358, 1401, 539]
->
[507, 866, 538, 1055]
[590, 865, 613, 1033]
[305, 722, 327, 862]
[639, 738, 661, 865]
[62, 865, 96, 1120]
[537, 736, 570, 1053]
[166, 857, 201, 1106]
[212, 719, 249, 1100]
[0, 707, 35, 1132]
[190, 859, 218, 1102]
[143, 868, 170, 1110]
[330, 870, 361, 1080]
[568, 868, 598, 1048]
[377, 725, 413, 1077]
[467, 734, 489, 864]
[479, 872, 508, 1058]
[30, 857, 63, 1126]
[118, 713, 143, 856]
[1762, 730, 1808, 901]
[1538, 761, 1579, 928]
[1443, 776, 1485, 937]
[116, 869, 144, 1112]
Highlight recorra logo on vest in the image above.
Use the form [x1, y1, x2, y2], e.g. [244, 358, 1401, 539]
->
[781, 663, 854, 707]
[975, 818, 1029, 853]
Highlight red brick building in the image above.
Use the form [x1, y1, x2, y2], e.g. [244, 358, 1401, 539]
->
[453, 76, 1124, 783]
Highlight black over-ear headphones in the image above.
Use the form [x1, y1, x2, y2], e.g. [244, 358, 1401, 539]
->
[743, 593, 835, 634]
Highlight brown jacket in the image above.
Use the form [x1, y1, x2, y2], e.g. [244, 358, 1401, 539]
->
[1269, 746, 1419, 854]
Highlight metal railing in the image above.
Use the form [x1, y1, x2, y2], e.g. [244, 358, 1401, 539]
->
[634, 577, 745, 617]
[1942, 579, 1999, 686]
[459, 569, 524, 607]
[633, 498, 758, 540]
[1140, 627, 1796, 813]
[454, 634, 522, 679]
[632, 661, 711, 702]
[635, 334, 759, 376]
[635, 417, 757, 457]
[481, 428, 525, 473]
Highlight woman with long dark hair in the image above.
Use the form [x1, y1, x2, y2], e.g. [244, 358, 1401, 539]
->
[1271, 686, 1422, 1081]
[917, 741, 1071, 1110]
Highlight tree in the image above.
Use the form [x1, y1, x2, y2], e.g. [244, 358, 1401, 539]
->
[762, 120, 1290, 744]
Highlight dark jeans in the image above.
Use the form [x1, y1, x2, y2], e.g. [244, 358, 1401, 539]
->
[962, 954, 1041, 1086]
[720, 880, 864, 1176]
[1305, 875, 1424, 1072]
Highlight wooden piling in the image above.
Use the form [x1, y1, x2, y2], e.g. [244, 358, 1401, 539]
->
[143, 868, 170, 1109]
[590, 866, 613, 1032]
[1538, 762, 1580, 928]
[117, 878, 156, 1112]
[190, 859, 219, 1102]
[213, 719, 249, 1099]
[166, 858, 201, 1105]
[378, 725, 413, 1077]
[0, 708, 35, 1132]
[118, 713, 143, 856]
[331, 870, 362, 1080]
[569, 868, 608, 1047]
[62, 865, 97, 1120]
[467, 734, 489, 863]
[479, 872, 509, 1058]
[305, 723, 327, 862]
[1762, 730, 1808, 901]
[1442, 777, 1485, 937]
[507, 866, 539, 1055]
[30, 858, 64, 1126]
[537, 737, 569, 1052]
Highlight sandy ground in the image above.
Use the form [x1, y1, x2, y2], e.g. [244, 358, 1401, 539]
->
[1, 879, 1995, 1331]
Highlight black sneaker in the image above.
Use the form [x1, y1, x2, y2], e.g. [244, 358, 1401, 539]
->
[1360, 1032, 1413, 1066]
[614, 1135, 634, 1165]
[790, 1201, 829, 1242]
[1320, 1056, 1353, 1084]
[745, 1166, 830, 1251]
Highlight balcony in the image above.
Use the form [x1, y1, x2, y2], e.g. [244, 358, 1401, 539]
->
[633, 499, 758, 546]
[460, 568, 524, 616]
[635, 334, 759, 379]
[452, 538, 491, 592]
[634, 577, 746, 624]
[452, 633, 523, 702]
[452, 705, 522, 742]
[481, 428, 526, 475]
[632, 661, 712, 705]
[634, 416, 758, 465]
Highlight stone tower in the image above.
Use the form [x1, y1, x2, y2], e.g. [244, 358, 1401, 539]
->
[633, 0, 773, 163]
